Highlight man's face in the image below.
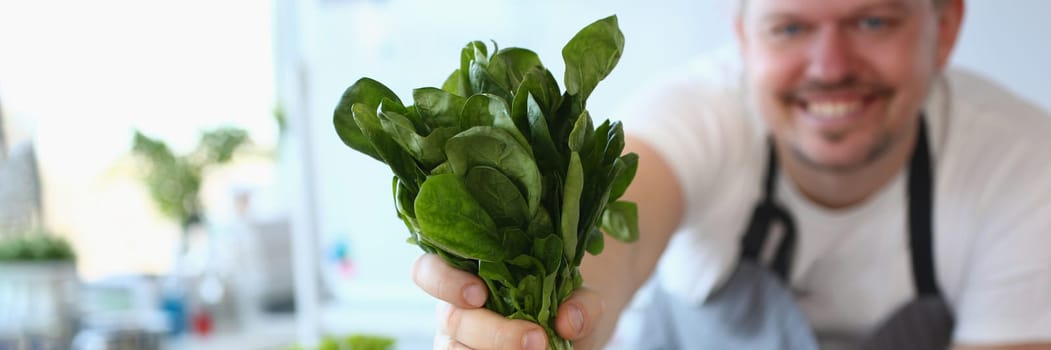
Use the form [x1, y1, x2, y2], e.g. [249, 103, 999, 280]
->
[737, 0, 960, 172]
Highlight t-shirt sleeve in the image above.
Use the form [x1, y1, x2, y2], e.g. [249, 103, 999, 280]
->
[951, 110, 1051, 345]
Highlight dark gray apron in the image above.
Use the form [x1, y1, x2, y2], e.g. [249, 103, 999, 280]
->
[636, 118, 954, 349]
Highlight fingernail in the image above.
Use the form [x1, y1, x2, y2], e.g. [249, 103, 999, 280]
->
[522, 330, 544, 350]
[463, 285, 485, 307]
[569, 306, 584, 334]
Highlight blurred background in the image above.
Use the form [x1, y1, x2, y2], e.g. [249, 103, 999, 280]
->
[0, 0, 1048, 349]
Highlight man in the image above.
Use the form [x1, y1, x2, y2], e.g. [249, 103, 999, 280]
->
[412, 0, 1051, 348]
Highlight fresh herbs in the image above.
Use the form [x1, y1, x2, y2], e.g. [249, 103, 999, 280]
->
[333, 16, 637, 350]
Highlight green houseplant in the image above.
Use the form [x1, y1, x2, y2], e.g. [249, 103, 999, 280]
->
[0, 233, 76, 262]
[131, 127, 249, 230]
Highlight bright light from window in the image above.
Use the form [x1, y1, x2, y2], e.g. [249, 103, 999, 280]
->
[0, 0, 276, 280]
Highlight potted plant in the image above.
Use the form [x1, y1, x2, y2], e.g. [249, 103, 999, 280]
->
[0, 231, 79, 348]
[130, 127, 250, 335]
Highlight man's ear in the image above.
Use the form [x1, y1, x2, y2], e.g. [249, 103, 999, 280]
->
[936, 0, 965, 69]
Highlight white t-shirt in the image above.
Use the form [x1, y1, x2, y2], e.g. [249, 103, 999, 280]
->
[622, 51, 1051, 345]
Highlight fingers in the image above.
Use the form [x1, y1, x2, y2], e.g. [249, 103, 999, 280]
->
[417, 254, 606, 349]
[436, 302, 548, 350]
[554, 286, 605, 342]
[413, 254, 488, 308]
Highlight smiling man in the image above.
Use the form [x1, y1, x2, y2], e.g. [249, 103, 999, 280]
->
[412, 0, 1051, 349]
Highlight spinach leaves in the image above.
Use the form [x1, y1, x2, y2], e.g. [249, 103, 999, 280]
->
[333, 16, 637, 350]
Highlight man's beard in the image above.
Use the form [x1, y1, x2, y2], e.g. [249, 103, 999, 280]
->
[791, 131, 895, 174]
[775, 74, 898, 173]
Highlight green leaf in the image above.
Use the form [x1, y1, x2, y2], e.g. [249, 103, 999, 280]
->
[526, 206, 555, 239]
[414, 87, 466, 130]
[500, 227, 532, 260]
[508, 254, 547, 278]
[334, 78, 403, 160]
[539, 270, 558, 325]
[318, 336, 340, 350]
[585, 227, 604, 255]
[132, 130, 202, 223]
[469, 61, 511, 101]
[568, 110, 592, 153]
[460, 94, 532, 154]
[379, 97, 424, 133]
[601, 200, 639, 243]
[570, 119, 612, 243]
[351, 103, 425, 192]
[560, 152, 584, 261]
[377, 108, 422, 151]
[441, 69, 468, 97]
[509, 85, 533, 139]
[524, 93, 564, 175]
[558, 267, 584, 302]
[415, 174, 505, 262]
[0, 234, 76, 262]
[377, 100, 458, 170]
[578, 157, 624, 249]
[431, 161, 453, 175]
[434, 247, 478, 273]
[532, 235, 563, 275]
[562, 15, 624, 102]
[465, 166, 530, 228]
[608, 152, 638, 202]
[394, 177, 416, 223]
[488, 47, 543, 94]
[479, 260, 514, 288]
[421, 127, 458, 169]
[197, 127, 249, 164]
[516, 275, 541, 314]
[517, 67, 563, 120]
[344, 334, 396, 350]
[603, 121, 627, 166]
[445, 126, 542, 216]
[460, 41, 488, 95]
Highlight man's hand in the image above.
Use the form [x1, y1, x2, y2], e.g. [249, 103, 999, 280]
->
[413, 254, 606, 350]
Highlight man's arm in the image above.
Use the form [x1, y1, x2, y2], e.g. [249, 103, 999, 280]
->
[574, 137, 686, 348]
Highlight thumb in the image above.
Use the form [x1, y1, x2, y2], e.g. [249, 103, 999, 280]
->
[554, 286, 605, 344]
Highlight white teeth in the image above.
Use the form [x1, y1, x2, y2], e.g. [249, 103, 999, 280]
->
[807, 101, 861, 119]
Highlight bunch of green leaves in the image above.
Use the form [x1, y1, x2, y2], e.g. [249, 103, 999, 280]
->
[0, 232, 76, 262]
[131, 127, 249, 227]
[333, 16, 636, 350]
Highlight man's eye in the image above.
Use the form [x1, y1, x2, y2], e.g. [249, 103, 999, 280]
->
[858, 17, 891, 31]
[775, 23, 807, 37]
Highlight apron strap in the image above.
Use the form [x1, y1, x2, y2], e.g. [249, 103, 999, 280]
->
[740, 116, 943, 297]
[908, 118, 941, 297]
[740, 140, 797, 280]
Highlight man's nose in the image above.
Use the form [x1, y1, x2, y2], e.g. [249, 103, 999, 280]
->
[806, 27, 856, 84]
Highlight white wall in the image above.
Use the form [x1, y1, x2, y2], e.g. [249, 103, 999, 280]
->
[952, 0, 1051, 112]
